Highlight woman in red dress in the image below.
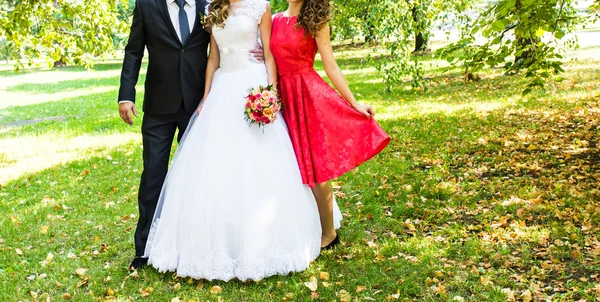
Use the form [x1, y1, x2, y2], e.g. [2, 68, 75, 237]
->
[270, 0, 390, 249]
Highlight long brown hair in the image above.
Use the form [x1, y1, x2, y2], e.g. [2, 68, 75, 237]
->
[296, 0, 332, 37]
[205, 0, 231, 29]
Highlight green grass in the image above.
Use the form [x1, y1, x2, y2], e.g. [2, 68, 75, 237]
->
[1, 48, 599, 302]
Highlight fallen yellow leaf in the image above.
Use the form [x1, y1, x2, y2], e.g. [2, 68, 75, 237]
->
[210, 285, 222, 295]
[480, 276, 492, 286]
[304, 276, 318, 291]
[336, 289, 352, 302]
[75, 268, 87, 277]
[140, 289, 151, 297]
[46, 252, 54, 263]
[173, 283, 181, 291]
[521, 289, 532, 302]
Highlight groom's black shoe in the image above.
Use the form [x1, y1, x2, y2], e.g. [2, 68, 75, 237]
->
[129, 257, 148, 270]
[321, 234, 341, 251]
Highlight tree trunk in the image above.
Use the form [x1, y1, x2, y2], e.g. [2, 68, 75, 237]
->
[513, 0, 538, 67]
[361, 8, 377, 44]
[53, 57, 67, 68]
[330, 26, 335, 41]
[414, 32, 429, 53]
[411, 4, 430, 54]
[363, 20, 377, 43]
[364, 27, 375, 43]
[514, 36, 537, 66]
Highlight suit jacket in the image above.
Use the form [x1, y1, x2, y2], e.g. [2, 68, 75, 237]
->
[118, 0, 211, 115]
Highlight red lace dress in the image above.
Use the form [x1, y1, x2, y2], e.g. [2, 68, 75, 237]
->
[270, 14, 390, 187]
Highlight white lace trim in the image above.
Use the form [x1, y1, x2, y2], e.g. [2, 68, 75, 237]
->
[145, 218, 321, 281]
[232, 0, 268, 24]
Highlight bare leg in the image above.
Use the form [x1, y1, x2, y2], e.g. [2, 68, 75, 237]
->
[312, 182, 337, 247]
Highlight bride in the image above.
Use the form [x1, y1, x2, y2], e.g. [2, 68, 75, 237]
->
[143, 0, 340, 281]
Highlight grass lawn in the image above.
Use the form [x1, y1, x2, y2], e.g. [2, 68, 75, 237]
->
[0, 46, 599, 301]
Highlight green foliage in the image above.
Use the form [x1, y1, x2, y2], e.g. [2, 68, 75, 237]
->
[0, 0, 129, 70]
[438, 0, 582, 95]
[345, 0, 475, 91]
[439, 0, 583, 94]
[269, 0, 287, 13]
[0, 0, 17, 10]
[0, 37, 17, 63]
[330, 0, 590, 95]
[591, 0, 600, 19]
[112, 0, 137, 50]
[330, 0, 393, 43]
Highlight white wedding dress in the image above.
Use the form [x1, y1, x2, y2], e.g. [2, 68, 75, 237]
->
[144, 0, 341, 281]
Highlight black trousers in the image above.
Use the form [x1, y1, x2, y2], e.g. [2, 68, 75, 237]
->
[134, 106, 193, 257]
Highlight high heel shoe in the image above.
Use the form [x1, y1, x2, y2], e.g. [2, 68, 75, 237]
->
[321, 234, 341, 251]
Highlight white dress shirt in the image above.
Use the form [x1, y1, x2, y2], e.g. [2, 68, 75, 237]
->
[120, 0, 196, 104]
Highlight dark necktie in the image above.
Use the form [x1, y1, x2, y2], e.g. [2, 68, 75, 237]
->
[175, 0, 190, 43]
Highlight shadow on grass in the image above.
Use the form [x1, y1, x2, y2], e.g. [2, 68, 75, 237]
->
[344, 70, 524, 106]
[0, 89, 144, 140]
[2, 61, 145, 94]
[0, 89, 124, 121]
[0, 60, 129, 78]
[6, 75, 123, 94]
[0, 67, 47, 78]
[336, 99, 599, 295]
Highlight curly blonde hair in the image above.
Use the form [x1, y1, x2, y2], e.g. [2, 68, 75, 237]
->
[205, 0, 231, 29]
[296, 0, 333, 37]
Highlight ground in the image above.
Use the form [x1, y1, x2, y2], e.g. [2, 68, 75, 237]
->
[0, 43, 599, 301]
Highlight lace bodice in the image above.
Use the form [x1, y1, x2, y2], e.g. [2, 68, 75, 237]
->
[209, 0, 268, 72]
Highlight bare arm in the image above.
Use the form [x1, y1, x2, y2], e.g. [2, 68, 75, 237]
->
[204, 36, 220, 96]
[315, 24, 374, 118]
[197, 35, 220, 113]
[259, 4, 277, 85]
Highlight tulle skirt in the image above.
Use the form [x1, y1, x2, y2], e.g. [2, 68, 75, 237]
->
[143, 63, 342, 281]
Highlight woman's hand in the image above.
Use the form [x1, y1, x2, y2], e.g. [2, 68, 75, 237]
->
[352, 103, 375, 118]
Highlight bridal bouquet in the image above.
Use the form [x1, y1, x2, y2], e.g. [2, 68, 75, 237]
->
[243, 84, 281, 127]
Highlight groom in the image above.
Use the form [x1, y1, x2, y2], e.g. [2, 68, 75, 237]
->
[117, 0, 211, 269]
[118, 0, 264, 269]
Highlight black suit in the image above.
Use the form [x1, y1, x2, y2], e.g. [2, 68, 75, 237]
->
[118, 0, 210, 257]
